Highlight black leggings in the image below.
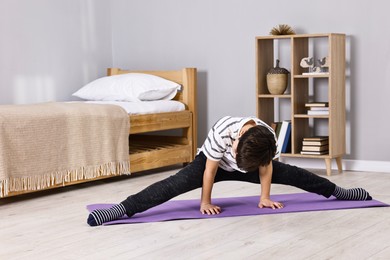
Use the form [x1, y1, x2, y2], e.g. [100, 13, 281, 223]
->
[121, 152, 336, 216]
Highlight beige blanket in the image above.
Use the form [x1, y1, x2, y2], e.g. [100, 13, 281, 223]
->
[0, 102, 130, 197]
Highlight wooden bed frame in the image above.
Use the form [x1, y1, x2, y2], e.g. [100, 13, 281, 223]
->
[107, 67, 198, 173]
[2, 68, 197, 198]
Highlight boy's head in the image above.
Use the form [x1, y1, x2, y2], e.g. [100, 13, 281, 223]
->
[236, 125, 276, 172]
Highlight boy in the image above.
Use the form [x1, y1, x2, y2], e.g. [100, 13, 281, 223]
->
[88, 116, 371, 226]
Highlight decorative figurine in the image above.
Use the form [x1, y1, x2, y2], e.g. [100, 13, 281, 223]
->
[300, 56, 329, 74]
[269, 24, 296, 35]
[266, 59, 290, 95]
[317, 56, 329, 73]
[300, 57, 314, 72]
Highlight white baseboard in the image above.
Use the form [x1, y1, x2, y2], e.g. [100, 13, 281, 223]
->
[281, 158, 390, 174]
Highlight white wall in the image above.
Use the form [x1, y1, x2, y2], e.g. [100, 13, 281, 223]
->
[0, 0, 112, 104]
[110, 0, 390, 165]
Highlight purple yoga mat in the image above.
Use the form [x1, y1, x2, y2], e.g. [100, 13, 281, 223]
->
[86, 192, 388, 225]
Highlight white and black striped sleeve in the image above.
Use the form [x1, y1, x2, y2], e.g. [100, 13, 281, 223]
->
[201, 127, 226, 161]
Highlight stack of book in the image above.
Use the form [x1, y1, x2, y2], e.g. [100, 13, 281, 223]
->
[270, 120, 291, 154]
[300, 136, 329, 155]
[305, 102, 329, 115]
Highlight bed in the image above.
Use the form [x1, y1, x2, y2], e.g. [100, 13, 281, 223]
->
[0, 67, 197, 198]
[109, 67, 198, 173]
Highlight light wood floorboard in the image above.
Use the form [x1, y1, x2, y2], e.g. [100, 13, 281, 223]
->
[1, 166, 389, 259]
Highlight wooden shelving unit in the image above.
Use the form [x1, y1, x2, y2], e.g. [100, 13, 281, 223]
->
[256, 33, 346, 176]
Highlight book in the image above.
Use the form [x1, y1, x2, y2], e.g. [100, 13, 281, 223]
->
[281, 121, 291, 153]
[270, 122, 278, 133]
[302, 139, 329, 146]
[303, 136, 328, 141]
[305, 102, 329, 107]
[271, 122, 282, 138]
[307, 110, 329, 115]
[301, 135, 329, 155]
[302, 145, 329, 152]
[275, 122, 282, 138]
[309, 107, 329, 111]
[276, 121, 290, 155]
[300, 150, 328, 155]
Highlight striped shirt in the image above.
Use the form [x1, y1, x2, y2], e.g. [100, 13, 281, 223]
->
[200, 116, 279, 172]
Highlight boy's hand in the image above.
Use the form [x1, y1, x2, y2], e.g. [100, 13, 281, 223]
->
[258, 198, 284, 209]
[200, 203, 221, 215]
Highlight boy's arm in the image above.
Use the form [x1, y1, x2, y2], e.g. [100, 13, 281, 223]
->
[258, 162, 284, 209]
[200, 159, 221, 215]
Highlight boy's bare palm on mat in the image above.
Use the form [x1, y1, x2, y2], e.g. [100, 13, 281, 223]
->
[259, 198, 284, 209]
[200, 198, 283, 215]
[200, 203, 221, 215]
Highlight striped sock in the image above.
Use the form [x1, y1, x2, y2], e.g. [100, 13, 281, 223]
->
[87, 203, 127, 226]
[333, 186, 372, 201]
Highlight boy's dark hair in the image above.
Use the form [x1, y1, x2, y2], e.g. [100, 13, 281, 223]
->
[236, 125, 276, 172]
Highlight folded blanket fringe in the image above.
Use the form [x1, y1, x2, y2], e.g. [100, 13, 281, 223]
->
[0, 160, 130, 198]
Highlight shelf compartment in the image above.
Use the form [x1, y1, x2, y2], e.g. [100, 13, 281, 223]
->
[256, 36, 291, 96]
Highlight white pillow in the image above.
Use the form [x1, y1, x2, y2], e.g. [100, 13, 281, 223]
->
[73, 73, 181, 102]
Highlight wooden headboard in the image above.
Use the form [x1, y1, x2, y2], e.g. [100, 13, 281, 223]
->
[107, 67, 198, 158]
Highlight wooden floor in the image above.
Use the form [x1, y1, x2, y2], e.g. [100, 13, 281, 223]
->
[1, 166, 390, 259]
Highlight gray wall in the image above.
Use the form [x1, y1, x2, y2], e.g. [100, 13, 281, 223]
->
[0, 0, 112, 104]
[1, 0, 389, 165]
[111, 0, 390, 163]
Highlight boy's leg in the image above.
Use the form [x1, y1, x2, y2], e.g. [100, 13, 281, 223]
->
[271, 161, 370, 200]
[214, 160, 370, 200]
[120, 153, 206, 216]
[270, 160, 335, 197]
[88, 153, 207, 226]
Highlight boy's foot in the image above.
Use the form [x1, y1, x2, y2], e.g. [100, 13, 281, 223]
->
[87, 203, 126, 226]
[333, 186, 372, 201]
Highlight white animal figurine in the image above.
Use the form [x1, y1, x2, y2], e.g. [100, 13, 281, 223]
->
[317, 56, 329, 73]
[300, 57, 314, 68]
[318, 56, 329, 67]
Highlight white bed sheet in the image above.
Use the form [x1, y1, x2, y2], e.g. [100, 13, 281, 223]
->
[85, 100, 185, 115]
